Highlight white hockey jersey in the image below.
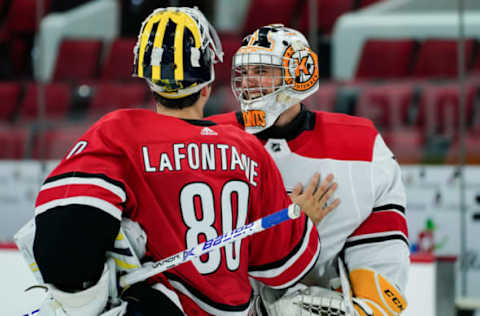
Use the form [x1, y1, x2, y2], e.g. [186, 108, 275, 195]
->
[209, 108, 410, 292]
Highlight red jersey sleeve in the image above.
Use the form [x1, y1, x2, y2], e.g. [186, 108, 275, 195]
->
[34, 119, 136, 221]
[247, 144, 320, 289]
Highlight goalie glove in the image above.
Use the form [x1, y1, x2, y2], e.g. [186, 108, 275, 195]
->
[350, 269, 407, 316]
[255, 273, 406, 316]
[258, 284, 354, 316]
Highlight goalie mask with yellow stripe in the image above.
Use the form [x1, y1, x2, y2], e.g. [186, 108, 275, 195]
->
[133, 7, 223, 99]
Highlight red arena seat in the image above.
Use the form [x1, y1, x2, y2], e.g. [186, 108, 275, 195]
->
[412, 39, 475, 78]
[303, 82, 337, 112]
[215, 33, 243, 86]
[32, 125, 89, 160]
[242, 0, 299, 35]
[100, 38, 137, 81]
[446, 131, 480, 164]
[355, 39, 417, 79]
[355, 83, 415, 130]
[357, 0, 384, 8]
[0, 82, 22, 122]
[0, 125, 29, 159]
[87, 82, 148, 120]
[415, 83, 476, 134]
[19, 82, 71, 121]
[382, 128, 424, 164]
[53, 39, 103, 81]
[298, 0, 354, 35]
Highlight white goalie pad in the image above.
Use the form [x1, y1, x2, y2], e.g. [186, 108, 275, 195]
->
[14, 217, 148, 283]
[260, 285, 350, 316]
[14, 218, 44, 283]
[36, 264, 115, 316]
[107, 218, 147, 274]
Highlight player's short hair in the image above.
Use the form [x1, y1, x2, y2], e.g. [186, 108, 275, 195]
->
[152, 91, 201, 109]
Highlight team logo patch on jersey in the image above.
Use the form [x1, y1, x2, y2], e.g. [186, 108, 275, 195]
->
[242, 110, 266, 128]
[270, 142, 281, 152]
[283, 46, 319, 92]
[200, 127, 218, 136]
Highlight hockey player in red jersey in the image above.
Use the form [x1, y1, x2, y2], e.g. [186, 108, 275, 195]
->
[209, 24, 409, 316]
[27, 8, 330, 316]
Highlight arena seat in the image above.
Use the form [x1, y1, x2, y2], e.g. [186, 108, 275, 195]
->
[0, 82, 22, 122]
[87, 82, 148, 120]
[303, 82, 337, 112]
[355, 83, 415, 130]
[412, 39, 475, 78]
[0, 125, 29, 159]
[298, 0, 354, 35]
[215, 33, 242, 86]
[53, 39, 103, 81]
[242, 0, 299, 35]
[19, 82, 72, 121]
[214, 85, 238, 114]
[355, 39, 417, 79]
[32, 125, 88, 160]
[446, 131, 480, 164]
[5, 0, 52, 34]
[357, 0, 384, 8]
[382, 128, 424, 164]
[471, 49, 480, 74]
[100, 38, 137, 81]
[415, 83, 477, 134]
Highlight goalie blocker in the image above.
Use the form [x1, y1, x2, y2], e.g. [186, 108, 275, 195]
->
[350, 269, 406, 316]
[257, 268, 407, 316]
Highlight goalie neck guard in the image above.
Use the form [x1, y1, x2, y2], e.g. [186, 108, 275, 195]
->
[133, 7, 223, 99]
[231, 24, 319, 134]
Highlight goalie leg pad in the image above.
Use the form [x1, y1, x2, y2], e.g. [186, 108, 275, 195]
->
[350, 269, 407, 316]
[37, 264, 110, 316]
[107, 218, 147, 274]
[14, 219, 44, 283]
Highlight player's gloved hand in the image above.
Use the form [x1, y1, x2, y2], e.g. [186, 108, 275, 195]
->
[257, 283, 352, 316]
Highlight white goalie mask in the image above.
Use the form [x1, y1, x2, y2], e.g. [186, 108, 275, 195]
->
[231, 24, 319, 134]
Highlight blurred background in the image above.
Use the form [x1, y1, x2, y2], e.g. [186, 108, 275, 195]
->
[0, 0, 480, 315]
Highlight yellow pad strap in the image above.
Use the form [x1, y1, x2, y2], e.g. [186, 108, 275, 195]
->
[350, 269, 407, 316]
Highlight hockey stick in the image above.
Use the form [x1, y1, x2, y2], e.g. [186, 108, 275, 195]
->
[338, 258, 356, 316]
[119, 203, 302, 287]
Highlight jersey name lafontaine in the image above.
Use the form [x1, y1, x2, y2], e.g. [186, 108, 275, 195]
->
[142, 143, 260, 187]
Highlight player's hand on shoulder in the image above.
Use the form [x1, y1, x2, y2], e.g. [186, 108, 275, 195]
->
[290, 173, 340, 226]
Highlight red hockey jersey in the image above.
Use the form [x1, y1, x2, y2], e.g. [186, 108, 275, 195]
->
[34, 109, 319, 315]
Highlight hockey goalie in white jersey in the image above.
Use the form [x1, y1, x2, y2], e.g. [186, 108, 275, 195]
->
[209, 24, 409, 316]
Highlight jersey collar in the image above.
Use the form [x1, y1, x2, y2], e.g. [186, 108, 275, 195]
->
[182, 119, 216, 126]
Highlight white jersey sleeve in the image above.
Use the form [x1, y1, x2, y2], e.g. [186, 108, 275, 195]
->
[344, 134, 409, 291]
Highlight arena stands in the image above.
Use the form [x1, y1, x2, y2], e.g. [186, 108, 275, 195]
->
[0, 0, 478, 166]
